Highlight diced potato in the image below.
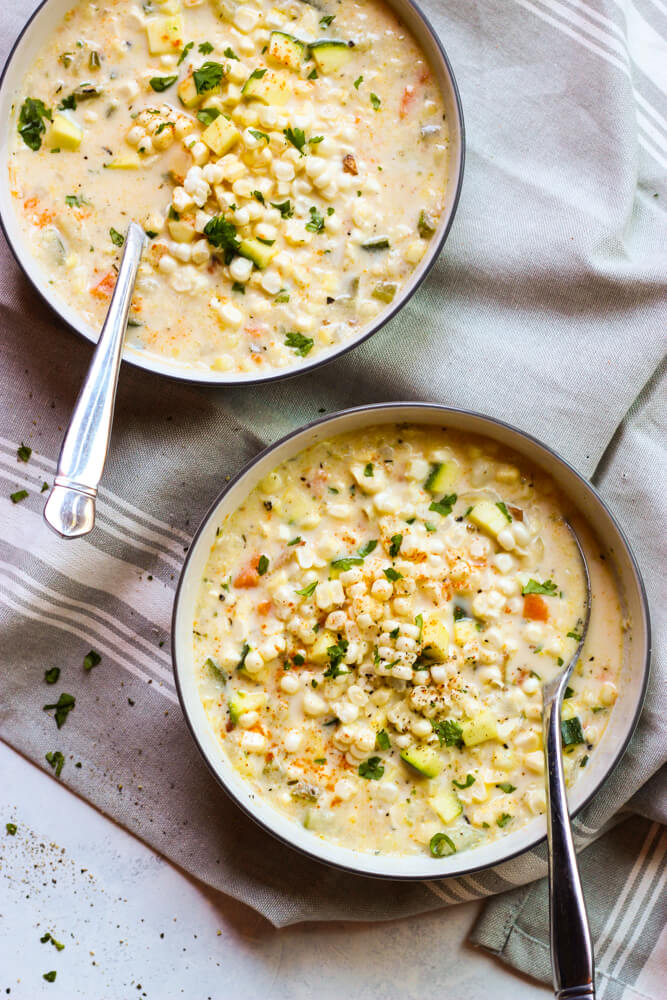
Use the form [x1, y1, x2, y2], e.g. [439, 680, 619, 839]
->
[309, 630, 338, 663]
[429, 788, 462, 824]
[50, 114, 83, 150]
[177, 75, 201, 108]
[146, 15, 184, 56]
[460, 711, 499, 747]
[453, 619, 478, 646]
[106, 153, 141, 169]
[167, 217, 196, 242]
[421, 616, 449, 661]
[468, 501, 509, 540]
[201, 115, 240, 156]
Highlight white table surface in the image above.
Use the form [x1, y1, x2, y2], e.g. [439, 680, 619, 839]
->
[0, 740, 551, 999]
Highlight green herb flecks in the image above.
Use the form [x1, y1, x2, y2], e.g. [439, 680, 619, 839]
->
[45, 750, 65, 777]
[496, 782, 516, 793]
[496, 501, 512, 522]
[203, 215, 240, 263]
[389, 534, 403, 557]
[522, 579, 558, 596]
[83, 649, 101, 671]
[285, 331, 314, 357]
[197, 107, 221, 126]
[17, 443, 32, 462]
[358, 756, 384, 780]
[177, 41, 194, 65]
[271, 199, 294, 218]
[109, 227, 124, 247]
[257, 555, 269, 576]
[194, 61, 226, 94]
[17, 98, 52, 151]
[370, 92, 381, 111]
[432, 719, 463, 748]
[305, 206, 325, 232]
[496, 813, 512, 828]
[43, 693, 75, 728]
[376, 729, 391, 750]
[10, 490, 28, 504]
[453, 774, 475, 789]
[296, 580, 317, 598]
[44, 667, 60, 685]
[358, 539, 378, 558]
[429, 493, 457, 517]
[149, 75, 177, 92]
[383, 567, 403, 582]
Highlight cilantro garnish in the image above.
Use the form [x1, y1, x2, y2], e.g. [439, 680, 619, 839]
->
[177, 41, 194, 65]
[109, 227, 124, 247]
[203, 215, 240, 263]
[17, 98, 52, 150]
[43, 693, 76, 728]
[296, 580, 317, 598]
[496, 782, 516, 793]
[249, 128, 270, 143]
[429, 493, 457, 517]
[496, 501, 512, 522]
[370, 92, 381, 111]
[453, 774, 475, 789]
[198, 41, 214, 54]
[363, 462, 373, 477]
[197, 107, 221, 126]
[149, 75, 177, 92]
[45, 750, 65, 777]
[6, 822, 17, 835]
[285, 331, 314, 357]
[358, 539, 378, 557]
[44, 667, 60, 685]
[354, 75, 363, 89]
[236, 642, 250, 672]
[389, 534, 403, 557]
[431, 719, 462, 747]
[83, 649, 101, 671]
[319, 15, 335, 28]
[10, 490, 28, 504]
[17, 443, 32, 462]
[271, 199, 294, 218]
[224, 46, 239, 60]
[376, 729, 391, 750]
[257, 555, 269, 576]
[305, 206, 325, 232]
[522, 579, 558, 596]
[358, 756, 384, 780]
[194, 61, 225, 94]
[497, 813, 512, 828]
[284, 126, 306, 154]
[383, 567, 403, 582]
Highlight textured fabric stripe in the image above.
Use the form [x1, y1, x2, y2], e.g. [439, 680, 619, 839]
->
[611, 858, 667, 995]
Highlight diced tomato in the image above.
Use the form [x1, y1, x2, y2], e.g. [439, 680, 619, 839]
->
[523, 595, 549, 621]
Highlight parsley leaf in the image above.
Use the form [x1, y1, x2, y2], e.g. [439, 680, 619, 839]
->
[567, 630, 582, 641]
[44, 667, 60, 685]
[358, 539, 378, 558]
[389, 533, 403, 557]
[384, 567, 403, 582]
[431, 719, 463, 747]
[177, 41, 194, 65]
[285, 331, 314, 357]
[83, 649, 101, 671]
[358, 756, 384, 780]
[45, 750, 65, 777]
[203, 215, 240, 263]
[307, 68, 318, 80]
[376, 729, 391, 751]
[284, 126, 307, 154]
[251, 189, 265, 204]
[330, 556, 364, 571]
[354, 75, 363, 89]
[522, 579, 558, 596]
[17, 443, 32, 462]
[43, 971, 57, 983]
[429, 493, 457, 517]
[249, 128, 270, 143]
[149, 75, 177, 92]
[296, 580, 317, 598]
[305, 206, 325, 232]
[65, 194, 85, 207]
[496, 782, 516, 793]
[496, 813, 512, 828]
[271, 199, 294, 218]
[370, 92, 381, 111]
[109, 227, 124, 247]
[17, 98, 52, 150]
[224, 46, 239, 60]
[198, 41, 214, 54]
[193, 61, 225, 94]
[43, 693, 76, 728]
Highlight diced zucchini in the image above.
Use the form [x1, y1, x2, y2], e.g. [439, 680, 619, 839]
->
[561, 716, 585, 746]
[453, 619, 478, 646]
[238, 238, 278, 269]
[201, 115, 240, 156]
[425, 460, 459, 493]
[460, 711, 498, 747]
[429, 788, 462, 824]
[418, 209, 437, 238]
[241, 69, 291, 106]
[50, 114, 82, 150]
[304, 806, 333, 831]
[468, 500, 509, 540]
[309, 630, 338, 664]
[228, 690, 268, 724]
[371, 282, 397, 303]
[400, 745, 443, 778]
[310, 40, 352, 73]
[177, 74, 201, 108]
[167, 217, 196, 242]
[268, 31, 307, 70]
[146, 15, 184, 56]
[421, 616, 449, 661]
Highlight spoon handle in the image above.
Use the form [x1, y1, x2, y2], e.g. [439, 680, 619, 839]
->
[544, 688, 596, 999]
[43, 222, 146, 538]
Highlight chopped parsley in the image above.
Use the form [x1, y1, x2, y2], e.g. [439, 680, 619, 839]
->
[354, 75, 363, 89]
[324, 637, 349, 678]
[257, 554, 269, 576]
[284, 126, 307, 154]
[40, 932, 65, 951]
[389, 533, 403, 557]
[224, 46, 239, 60]
[249, 128, 270, 143]
[358, 539, 378, 557]
[453, 774, 475, 789]
[383, 567, 403, 582]
[65, 194, 85, 207]
[149, 75, 177, 92]
[17, 98, 52, 151]
[288, 536, 302, 546]
[453, 606, 467, 621]
[285, 331, 314, 357]
[496, 501, 512, 522]
[43, 692, 76, 728]
[522, 579, 558, 596]
[193, 61, 226, 94]
[296, 580, 317, 598]
[83, 649, 101, 671]
[305, 206, 325, 232]
[496, 813, 512, 828]
[45, 750, 65, 777]
[6, 822, 17, 835]
[309, 135, 324, 145]
[358, 756, 384, 780]
[10, 490, 28, 504]
[430, 832, 456, 857]
[567, 630, 583, 641]
[177, 41, 194, 65]
[432, 719, 463, 748]
[330, 556, 363, 571]
[43, 972, 57, 983]
[109, 227, 124, 247]
[251, 189, 265, 204]
[496, 782, 516, 793]
[203, 215, 240, 263]
[429, 493, 457, 517]
[564, 685, 575, 699]
[44, 667, 60, 685]
[376, 729, 391, 750]
[236, 642, 251, 672]
[363, 462, 374, 477]
[271, 199, 294, 218]
[17, 443, 32, 462]
[307, 68, 318, 80]
[370, 92, 381, 111]
[198, 41, 214, 54]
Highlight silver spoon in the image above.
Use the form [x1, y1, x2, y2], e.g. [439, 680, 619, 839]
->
[43, 222, 146, 538]
[543, 521, 595, 998]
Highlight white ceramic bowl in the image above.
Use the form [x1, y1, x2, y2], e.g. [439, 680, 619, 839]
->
[172, 403, 651, 880]
[0, 0, 464, 386]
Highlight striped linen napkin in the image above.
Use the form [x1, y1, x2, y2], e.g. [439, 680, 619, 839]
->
[1, 0, 666, 997]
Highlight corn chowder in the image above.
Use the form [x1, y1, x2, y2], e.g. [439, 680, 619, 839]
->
[9, 0, 450, 374]
[192, 426, 624, 858]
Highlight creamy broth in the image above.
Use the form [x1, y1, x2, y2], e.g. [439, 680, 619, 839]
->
[9, 0, 450, 374]
[192, 426, 624, 858]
